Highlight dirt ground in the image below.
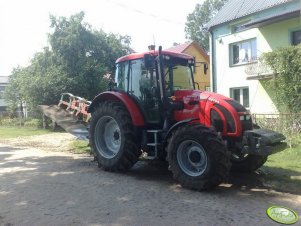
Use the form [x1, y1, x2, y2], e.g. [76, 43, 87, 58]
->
[0, 133, 300, 226]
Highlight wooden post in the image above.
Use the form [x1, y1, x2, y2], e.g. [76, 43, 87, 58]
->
[42, 114, 46, 129]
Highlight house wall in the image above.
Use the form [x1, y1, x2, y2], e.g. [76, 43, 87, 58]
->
[0, 78, 9, 112]
[210, 7, 300, 114]
[212, 27, 277, 113]
[259, 17, 300, 50]
[184, 45, 210, 91]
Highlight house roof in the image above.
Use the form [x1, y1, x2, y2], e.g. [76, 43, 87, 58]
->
[165, 42, 192, 53]
[0, 76, 9, 84]
[165, 41, 209, 61]
[206, 0, 295, 29]
[244, 8, 300, 28]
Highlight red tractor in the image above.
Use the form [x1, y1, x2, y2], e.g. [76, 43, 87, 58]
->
[88, 47, 286, 190]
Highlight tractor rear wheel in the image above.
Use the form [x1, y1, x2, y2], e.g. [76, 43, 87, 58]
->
[167, 124, 231, 190]
[89, 101, 141, 172]
[230, 154, 267, 172]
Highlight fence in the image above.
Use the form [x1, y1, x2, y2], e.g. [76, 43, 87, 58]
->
[252, 113, 301, 147]
[0, 110, 41, 119]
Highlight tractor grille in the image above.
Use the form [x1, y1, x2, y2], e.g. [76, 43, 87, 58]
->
[225, 100, 253, 131]
[210, 109, 223, 132]
[215, 104, 236, 133]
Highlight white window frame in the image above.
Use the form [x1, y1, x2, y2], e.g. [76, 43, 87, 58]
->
[230, 87, 249, 108]
[229, 38, 257, 66]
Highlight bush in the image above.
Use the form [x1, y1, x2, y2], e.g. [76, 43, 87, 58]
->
[262, 45, 301, 113]
[23, 118, 43, 128]
[0, 118, 22, 127]
[0, 117, 43, 128]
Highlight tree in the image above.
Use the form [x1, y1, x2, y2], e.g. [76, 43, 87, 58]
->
[261, 45, 301, 113]
[49, 12, 132, 99]
[5, 12, 132, 113]
[185, 0, 227, 52]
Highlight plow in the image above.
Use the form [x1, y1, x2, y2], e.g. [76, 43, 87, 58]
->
[39, 46, 287, 191]
[39, 93, 91, 141]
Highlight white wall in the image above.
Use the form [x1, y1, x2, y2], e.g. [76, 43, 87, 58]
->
[214, 27, 277, 114]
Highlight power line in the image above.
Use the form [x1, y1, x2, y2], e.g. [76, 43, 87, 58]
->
[106, 0, 185, 25]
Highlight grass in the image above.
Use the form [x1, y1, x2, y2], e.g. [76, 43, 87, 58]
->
[261, 145, 301, 193]
[0, 126, 51, 139]
[264, 146, 301, 172]
[67, 140, 90, 154]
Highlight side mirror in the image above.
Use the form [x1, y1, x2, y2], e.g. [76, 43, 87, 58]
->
[204, 63, 208, 75]
[144, 54, 155, 68]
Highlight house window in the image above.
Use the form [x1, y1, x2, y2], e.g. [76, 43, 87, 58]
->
[230, 39, 257, 66]
[205, 86, 211, 92]
[292, 30, 301, 45]
[230, 87, 249, 108]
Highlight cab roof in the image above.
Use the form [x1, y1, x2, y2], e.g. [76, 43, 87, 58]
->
[116, 50, 194, 63]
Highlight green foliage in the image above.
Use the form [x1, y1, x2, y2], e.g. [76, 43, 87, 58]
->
[4, 12, 132, 112]
[0, 118, 22, 127]
[0, 117, 42, 128]
[185, 0, 227, 52]
[261, 45, 301, 113]
[262, 144, 301, 193]
[67, 140, 90, 154]
[23, 118, 43, 128]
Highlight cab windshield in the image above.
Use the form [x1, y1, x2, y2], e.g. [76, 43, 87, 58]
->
[163, 57, 194, 93]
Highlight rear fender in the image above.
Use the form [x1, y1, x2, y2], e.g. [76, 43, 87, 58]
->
[88, 91, 145, 126]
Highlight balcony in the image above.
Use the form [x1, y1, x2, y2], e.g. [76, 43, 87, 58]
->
[245, 59, 275, 80]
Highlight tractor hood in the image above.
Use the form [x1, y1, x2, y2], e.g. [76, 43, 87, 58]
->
[173, 90, 202, 104]
[173, 90, 251, 136]
[172, 90, 240, 109]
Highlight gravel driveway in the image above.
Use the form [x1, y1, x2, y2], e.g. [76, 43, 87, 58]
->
[0, 133, 300, 226]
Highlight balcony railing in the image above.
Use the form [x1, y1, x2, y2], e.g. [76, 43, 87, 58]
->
[244, 58, 274, 80]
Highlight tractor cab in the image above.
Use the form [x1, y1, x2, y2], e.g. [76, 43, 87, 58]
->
[114, 48, 196, 126]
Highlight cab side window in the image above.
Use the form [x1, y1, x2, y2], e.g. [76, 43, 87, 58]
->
[115, 62, 128, 91]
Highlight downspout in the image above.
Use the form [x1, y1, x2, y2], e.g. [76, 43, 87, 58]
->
[209, 29, 216, 92]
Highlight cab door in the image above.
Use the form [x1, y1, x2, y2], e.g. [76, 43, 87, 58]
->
[128, 59, 161, 124]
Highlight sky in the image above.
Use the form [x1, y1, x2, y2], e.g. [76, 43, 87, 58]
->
[0, 0, 202, 77]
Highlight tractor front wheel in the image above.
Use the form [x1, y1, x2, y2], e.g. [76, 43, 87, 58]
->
[167, 124, 231, 190]
[89, 101, 141, 172]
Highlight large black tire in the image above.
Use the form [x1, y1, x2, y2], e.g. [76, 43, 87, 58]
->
[230, 154, 267, 172]
[89, 101, 141, 172]
[167, 124, 231, 191]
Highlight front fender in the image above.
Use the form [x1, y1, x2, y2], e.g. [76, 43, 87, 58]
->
[162, 118, 199, 148]
[88, 91, 145, 127]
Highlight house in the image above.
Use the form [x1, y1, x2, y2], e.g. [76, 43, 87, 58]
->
[0, 76, 9, 112]
[206, 0, 301, 114]
[166, 41, 211, 91]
